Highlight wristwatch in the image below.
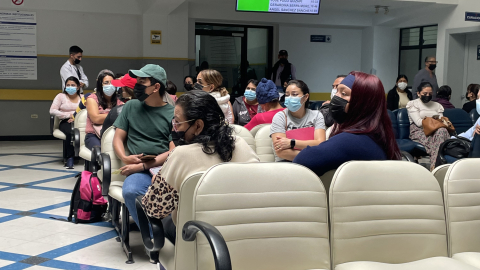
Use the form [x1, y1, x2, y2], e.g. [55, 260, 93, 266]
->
[290, 139, 296, 149]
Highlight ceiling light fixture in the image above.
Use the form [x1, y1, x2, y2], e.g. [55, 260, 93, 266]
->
[374, 5, 389, 15]
[375, 5, 379, 14]
[384, 7, 389, 15]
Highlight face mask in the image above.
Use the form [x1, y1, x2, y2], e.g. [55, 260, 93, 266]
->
[171, 124, 194, 146]
[477, 100, 480, 115]
[74, 58, 81, 65]
[244, 90, 256, 101]
[279, 58, 288, 65]
[284, 96, 304, 113]
[103, 85, 116, 97]
[397, 82, 408, 91]
[193, 82, 205, 91]
[420, 95, 432, 103]
[65, 86, 77, 95]
[184, 83, 193, 91]
[428, 64, 436, 71]
[331, 88, 337, 100]
[134, 83, 152, 102]
[329, 95, 349, 124]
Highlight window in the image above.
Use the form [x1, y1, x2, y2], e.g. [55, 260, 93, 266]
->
[398, 25, 438, 85]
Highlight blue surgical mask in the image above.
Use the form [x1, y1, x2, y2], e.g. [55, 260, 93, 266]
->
[476, 99, 480, 115]
[65, 86, 77, 95]
[103, 85, 116, 97]
[244, 89, 256, 101]
[284, 96, 304, 113]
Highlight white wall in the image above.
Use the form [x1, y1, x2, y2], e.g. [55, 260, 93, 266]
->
[279, 25, 363, 93]
[373, 26, 400, 90]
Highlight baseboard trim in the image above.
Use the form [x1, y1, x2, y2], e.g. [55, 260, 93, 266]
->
[0, 135, 56, 141]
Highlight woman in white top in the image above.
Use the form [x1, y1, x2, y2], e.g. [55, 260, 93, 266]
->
[194, 69, 234, 124]
[407, 82, 449, 170]
[49, 76, 83, 169]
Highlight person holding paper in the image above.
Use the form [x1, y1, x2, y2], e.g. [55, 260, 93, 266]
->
[60, 46, 89, 93]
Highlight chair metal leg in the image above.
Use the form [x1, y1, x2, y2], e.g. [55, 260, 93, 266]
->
[121, 203, 134, 264]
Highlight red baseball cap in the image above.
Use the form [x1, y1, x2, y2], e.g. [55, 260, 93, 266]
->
[111, 74, 136, 89]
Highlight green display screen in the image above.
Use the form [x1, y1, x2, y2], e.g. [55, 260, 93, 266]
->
[236, 0, 320, 14]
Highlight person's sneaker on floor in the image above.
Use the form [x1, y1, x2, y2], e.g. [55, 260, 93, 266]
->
[66, 157, 74, 169]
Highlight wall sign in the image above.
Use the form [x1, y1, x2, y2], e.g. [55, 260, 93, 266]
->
[12, 0, 24, 5]
[465, 12, 480, 22]
[0, 10, 37, 80]
[477, 45, 480, 60]
[311, 35, 331, 43]
[151, 30, 162, 45]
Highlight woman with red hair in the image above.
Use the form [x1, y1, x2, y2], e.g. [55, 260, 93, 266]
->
[293, 71, 401, 176]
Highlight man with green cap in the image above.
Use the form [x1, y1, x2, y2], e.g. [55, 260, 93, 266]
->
[113, 64, 174, 226]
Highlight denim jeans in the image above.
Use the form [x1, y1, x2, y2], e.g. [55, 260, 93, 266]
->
[122, 171, 151, 226]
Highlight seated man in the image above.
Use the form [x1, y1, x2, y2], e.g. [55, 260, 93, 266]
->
[113, 64, 174, 226]
[318, 74, 346, 128]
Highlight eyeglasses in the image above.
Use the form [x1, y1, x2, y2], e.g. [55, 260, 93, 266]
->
[172, 119, 196, 132]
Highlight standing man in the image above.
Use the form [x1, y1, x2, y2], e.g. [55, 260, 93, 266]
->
[412, 56, 439, 99]
[60, 46, 89, 93]
[271, 50, 296, 93]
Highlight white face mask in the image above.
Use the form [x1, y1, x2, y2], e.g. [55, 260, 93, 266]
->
[397, 82, 408, 91]
[331, 88, 337, 99]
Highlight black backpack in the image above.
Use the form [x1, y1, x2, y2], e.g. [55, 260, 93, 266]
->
[436, 136, 472, 166]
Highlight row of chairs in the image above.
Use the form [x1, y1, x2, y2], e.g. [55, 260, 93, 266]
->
[134, 159, 480, 270]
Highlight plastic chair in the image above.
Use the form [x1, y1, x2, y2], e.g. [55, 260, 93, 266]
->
[254, 125, 275, 162]
[444, 109, 473, 134]
[50, 115, 69, 162]
[73, 109, 91, 170]
[330, 161, 475, 269]
[469, 109, 479, 125]
[432, 164, 450, 194]
[249, 123, 268, 137]
[396, 108, 427, 155]
[232, 124, 255, 152]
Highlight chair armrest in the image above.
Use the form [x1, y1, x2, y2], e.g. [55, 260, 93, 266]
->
[135, 195, 165, 253]
[401, 151, 415, 162]
[74, 128, 80, 157]
[183, 220, 232, 270]
[50, 115, 54, 135]
[100, 153, 111, 198]
[91, 146, 101, 172]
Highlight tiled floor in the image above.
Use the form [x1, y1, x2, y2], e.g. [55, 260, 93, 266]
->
[0, 141, 157, 270]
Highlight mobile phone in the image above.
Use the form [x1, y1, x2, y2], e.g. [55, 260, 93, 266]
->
[140, 154, 156, 161]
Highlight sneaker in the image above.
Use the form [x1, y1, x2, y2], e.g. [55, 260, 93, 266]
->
[66, 157, 74, 169]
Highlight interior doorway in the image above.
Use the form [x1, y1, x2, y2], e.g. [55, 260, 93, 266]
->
[195, 23, 273, 101]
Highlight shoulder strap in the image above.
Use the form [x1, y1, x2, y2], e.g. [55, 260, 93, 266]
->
[67, 174, 82, 222]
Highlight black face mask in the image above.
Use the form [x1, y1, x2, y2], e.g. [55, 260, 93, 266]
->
[193, 82, 204, 91]
[428, 64, 436, 71]
[420, 95, 432, 103]
[74, 58, 81, 65]
[279, 58, 288, 65]
[184, 83, 194, 91]
[171, 123, 194, 146]
[329, 95, 349, 124]
[134, 83, 151, 102]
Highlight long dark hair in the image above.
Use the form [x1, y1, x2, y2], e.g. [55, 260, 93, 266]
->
[331, 71, 401, 160]
[95, 72, 118, 110]
[176, 90, 235, 162]
[64, 76, 81, 96]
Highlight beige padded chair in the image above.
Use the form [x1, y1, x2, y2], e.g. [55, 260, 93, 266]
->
[51, 115, 66, 140]
[254, 125, 275, 162]
[326, 126, 333, 140]
[73, 109, 91, 162]
[444, 159, 480, 268]
[232, 124, 255, 152]
[163, 163, 330, 270]
[432, 164, 450, 194]
[330, 161, 476, 270]
[249, 123, 268, 137]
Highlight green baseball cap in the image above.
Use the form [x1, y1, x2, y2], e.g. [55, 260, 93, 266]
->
[129, 64, 167, 86]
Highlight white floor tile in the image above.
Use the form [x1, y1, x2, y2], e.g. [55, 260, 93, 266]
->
[35, 178, 77, 190]
[0, 168, 72, 184]
[4, 227, 57, 241]
[22, 266, 60, 270]
[0, 259, 14, 267]
[0, 189, 71, 211]
[42, 206, 70, 217]
[0, 141, 62, 154]
[2, 241, 66, 256]
[0, 236, 29, 249]
[35, 232, 92, 245]
[0, 155, 58, 167]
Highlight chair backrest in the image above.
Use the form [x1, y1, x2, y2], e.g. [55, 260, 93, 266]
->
[443, 108, 473, 134]
[254, 125, 275, 162]
[330, 161, 448, 267]
[232, 124, 255, 152]
[388, 110, 399, 139]
[444, 158, 480, 256]
[188, 163, 330, 270]
[469, 108, 479, 125]
[98, 126, 127, 183]
[469, 134, 480, 158]
[432, 164, 450, 194]
[397, 108, 410, 140]
[52, 115, 67, 140]
[249, 124, 268, 137]
[326, 126, 333, 140]
[53, 115, 61, 130]
[319, 169, 336, 193]
[74, 109, 88, 148]
[309, 101, 325, 110]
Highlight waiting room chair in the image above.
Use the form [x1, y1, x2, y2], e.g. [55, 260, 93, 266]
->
[329, 161, 476, 270]
[73, 109, 91, 170]
[254, 125, 275, 162]
[138, 162, 330, 270]
[326, 126, 333, 140]
[232, 124, 255, 152]
[444, 158, 480, 269]
[309, 101, 325, 110]
[469, 109, 479, 125]
[432, 164, 450, 194]
[444, 109, 473, 134]
[390, 109, 424, 155]
[50, 115, 69, 162]
[249, 123, 268, 137]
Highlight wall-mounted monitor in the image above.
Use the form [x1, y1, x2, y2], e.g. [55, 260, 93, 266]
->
[236, 0, 320, 15]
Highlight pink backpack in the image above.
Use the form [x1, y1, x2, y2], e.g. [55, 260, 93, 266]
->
[68, 171, 108, 223]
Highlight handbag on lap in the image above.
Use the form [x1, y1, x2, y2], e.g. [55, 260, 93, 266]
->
[422, 116, 455, 136]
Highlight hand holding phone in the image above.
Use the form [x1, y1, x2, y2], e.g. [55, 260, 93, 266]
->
[140, 154, 156, 161]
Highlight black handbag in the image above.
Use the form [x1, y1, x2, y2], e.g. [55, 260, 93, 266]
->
[436, 136, 472, 166]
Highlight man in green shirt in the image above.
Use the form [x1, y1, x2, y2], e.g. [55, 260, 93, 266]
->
[113, 64, 174, 226]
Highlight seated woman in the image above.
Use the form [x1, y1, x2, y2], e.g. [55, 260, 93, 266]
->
[233, 79, 262, 126]
[166, 80, 178, 102]
[183, 75, 195, 91]
[85, 71, 123, 150]
[407, 82, 449, 170]
[462, 84, 480, 113]
[294, 72, 401, 176]
[49, 76, 83, 169]
[244, 78, 285, 131]
[141, 90, 259, 244]
[386, 74, 412, 111]
[271, 80, 326, 162]
[433, 85, 455, 109]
